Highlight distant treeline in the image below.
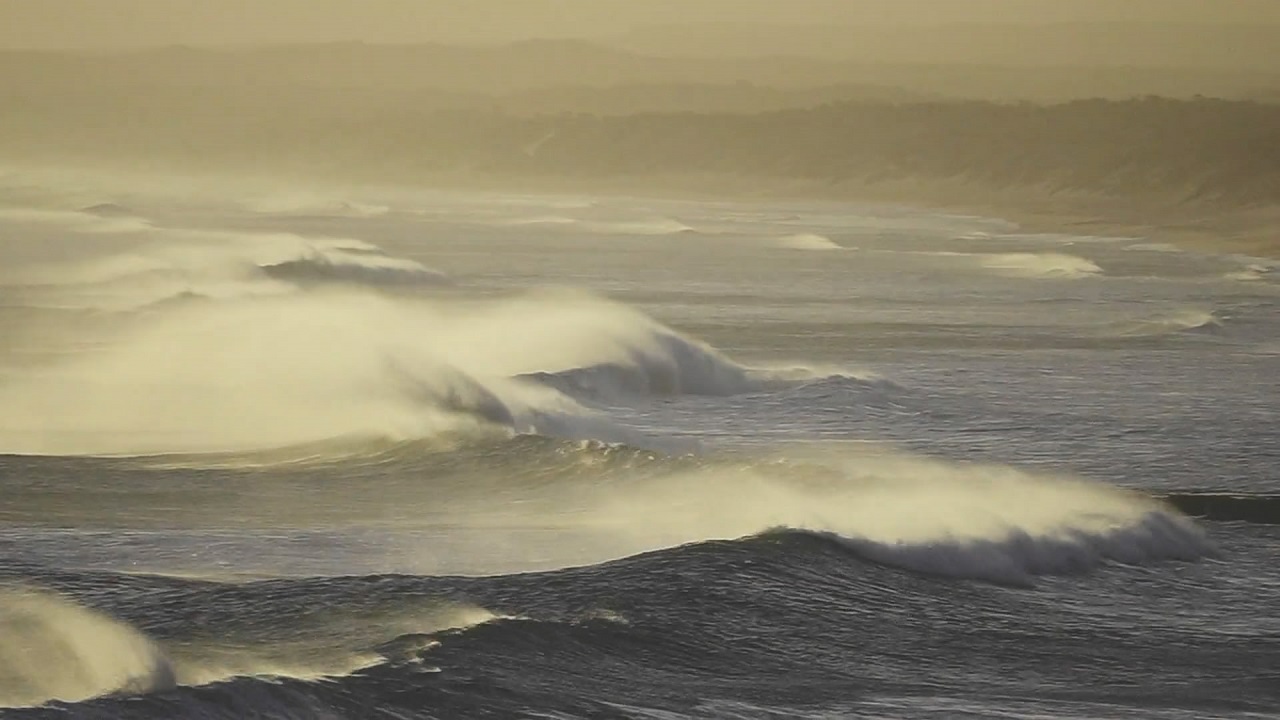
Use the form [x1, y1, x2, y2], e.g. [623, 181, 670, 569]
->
[353, 98, 1280, 207]
[4, 41, 1278, 103]
[4, 96, 1278, 208]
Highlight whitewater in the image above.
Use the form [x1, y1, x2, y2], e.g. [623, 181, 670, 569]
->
[0, 168, 1277, 718]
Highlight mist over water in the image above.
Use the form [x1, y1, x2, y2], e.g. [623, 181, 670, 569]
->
[0, 97, 1278, 718]
[0, 0, 1278, 712]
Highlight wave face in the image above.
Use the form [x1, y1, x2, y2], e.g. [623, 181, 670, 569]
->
[0, 439, 1220, 713]
[506, 446, 1214, 587]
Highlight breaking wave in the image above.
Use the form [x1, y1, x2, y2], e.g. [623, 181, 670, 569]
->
[8, 228, 448, 311]
[0, 586, 506, 709]
[560, 448, 1212, 587]
[498, 215, 579, 227]
[775, 233, 842, 250]
[977, 252, 1103, 279]
[889, 250, 1103, 279]
[1109, 309, 1223, 337]
[0, 289, 806, 455]
[1224, 262, 1275, 283]
[165, 601, 500, 688]
[0, 588, 175, 708]
[585, 218, 697, 236]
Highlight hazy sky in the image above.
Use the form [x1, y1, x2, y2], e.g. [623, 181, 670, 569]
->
[4, 0, 1280, 49]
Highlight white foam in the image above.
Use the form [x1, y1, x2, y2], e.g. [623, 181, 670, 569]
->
[1111, 308, 1221, 337]
[1224, 263, 1274, 283]
[775, 233, 842, 251]
[12, 227, 447, 310]
[549, 448, 1211, 585]
[499, 215, 579, 227]
[0, 289, 752, 455]
[168, 603, 496, 686]
[977, 252, 1103, 279]
[585, 218, 696, 236]
[0, 588, 175, 708]
[1126, 242, 1185, 254]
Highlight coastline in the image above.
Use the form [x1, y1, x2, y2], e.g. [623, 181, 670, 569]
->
[5, 158, 1275, 261]
[403, 170, 1280, 261]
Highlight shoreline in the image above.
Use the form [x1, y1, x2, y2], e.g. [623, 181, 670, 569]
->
[4, 159, 1276, 260]
[404, 171, 1280, 261]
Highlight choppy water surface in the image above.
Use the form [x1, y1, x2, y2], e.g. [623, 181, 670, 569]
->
[0, 173, 1277, 718]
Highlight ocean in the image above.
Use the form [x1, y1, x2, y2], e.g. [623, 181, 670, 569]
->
[0, 170, 1277, 718]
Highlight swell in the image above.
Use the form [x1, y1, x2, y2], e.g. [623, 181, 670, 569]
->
[582, 218, 698, 236]
[1163, 493, 1280, 525]
[1, 441, 1214, 586]
[1, 216, 449, 312]
[1106, 309, 1224, 337]
[892, 250, 1103, 279]
[0, 582, 499, 710]
[0, 509, 1227, 718]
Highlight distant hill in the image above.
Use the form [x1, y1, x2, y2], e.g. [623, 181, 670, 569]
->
[3, 41, 1277, 103]
[619, 22, 1280, 72]
[5, 90, 1277, 211]
[397, 99, 1280, 209]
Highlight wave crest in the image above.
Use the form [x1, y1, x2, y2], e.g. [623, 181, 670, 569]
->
[978, 252, 1102, 279]
[564, 449, 1212, 585]
[815, 511, 1206, 587]
[0, 588, 175, 708]
[585, 218, 697, 236]
[775, 233, 842, 250]
[1110, 309, 1223, 337]
[10, 228, 448, 311]
[0, 289, 764, 455]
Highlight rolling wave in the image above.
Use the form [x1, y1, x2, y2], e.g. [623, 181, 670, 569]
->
[775, 233, 842, 251]
[0, 432, 1209, 585]
[545, 449, 1211, 587]
[0, 586, 502, 709]
[1224, 262, 1275, 283]
[1108, 309, 1223, 337]
[890, 250, 1103, 279]
[0, 289, 804, 455]
[0, 437, 1221, 714]
[517, 332, 756, 399]
[498, 215, 579, 227]
[7, 227, 448, 311]
[584, 218, 697, 236]
[977, 252, 1103, 279]
[0, 588, 175, 708]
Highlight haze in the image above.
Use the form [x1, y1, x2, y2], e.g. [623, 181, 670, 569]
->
[4, 0, 1280, 49]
